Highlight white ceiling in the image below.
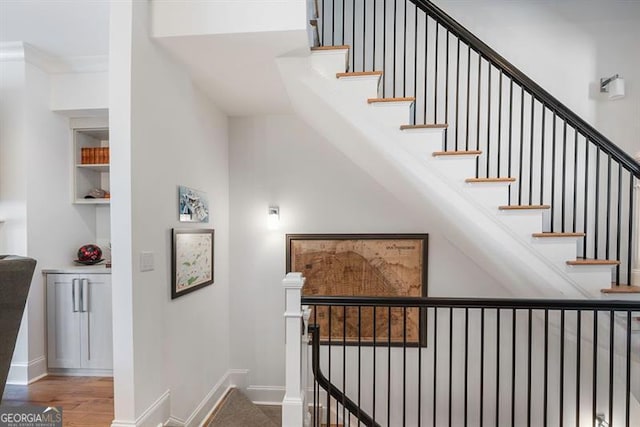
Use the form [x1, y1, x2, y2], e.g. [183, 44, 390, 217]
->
[0, 0, 109, 58]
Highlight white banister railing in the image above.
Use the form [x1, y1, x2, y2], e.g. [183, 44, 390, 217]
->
[282, 272, 310, 427]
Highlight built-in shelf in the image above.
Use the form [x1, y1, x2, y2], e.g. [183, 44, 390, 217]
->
[73, 198, 110, 205]
[73, 127, 110, 204]
[76, 163, 109, 173]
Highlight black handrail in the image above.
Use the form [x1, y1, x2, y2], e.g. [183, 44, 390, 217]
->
[413, 0, 640, 178]
[309, 325, 381, 427]
[303, 295, 640, 310]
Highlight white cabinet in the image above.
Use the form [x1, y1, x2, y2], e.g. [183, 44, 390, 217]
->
[46, 273, 113, 373]
[73, 127, 110, 205]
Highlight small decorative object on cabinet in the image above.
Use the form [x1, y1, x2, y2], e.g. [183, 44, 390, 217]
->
[46, 272, 113, 375]
[73, 127, 110, 204]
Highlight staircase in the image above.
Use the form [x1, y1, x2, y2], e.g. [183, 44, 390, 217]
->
[277, 0, 640, 299]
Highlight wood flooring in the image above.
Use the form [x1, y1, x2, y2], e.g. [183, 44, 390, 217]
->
[2, 376, 114, 426]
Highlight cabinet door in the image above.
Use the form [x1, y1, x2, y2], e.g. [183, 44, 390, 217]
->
[47, 275, 82, 369]
[79, 275, 113, 370]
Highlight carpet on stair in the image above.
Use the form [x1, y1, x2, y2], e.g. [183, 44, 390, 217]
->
[207, 388, 279, 427]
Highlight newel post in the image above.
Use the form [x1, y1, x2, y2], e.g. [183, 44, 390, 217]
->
[633, 152, 640, 286]
[282, 272, 308, 427]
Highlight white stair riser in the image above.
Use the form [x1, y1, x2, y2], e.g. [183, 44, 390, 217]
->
[367, 102, 413, 127]
[336, 76, 380, 100]
[462, 184, 510, 209]
[566, 266, 614, 297]
[496, 210, 544, 239]
[429, 157, 478, 183]
[310, 50, 349, 77]
[530, 238, 580, 265]
[397, 132, 444, 159]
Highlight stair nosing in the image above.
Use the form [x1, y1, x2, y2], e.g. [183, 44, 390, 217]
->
[400, 124, 448, 130]
[311, 45, 350, 51]
[465, 177, 516, 183]
[432, 150, 482, 157]
[566, 259, 620, 266]
[336, 71, 383, 78]
[367, 97, 415, 104]
[532, 232, 586, 238]
[600, 285, 640, 294]
[499, 205, 551, 210]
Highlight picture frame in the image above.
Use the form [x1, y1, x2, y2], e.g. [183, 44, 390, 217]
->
[178, 185, 209, 223]
[286, 233, 428, 346]
[171, 228, 214, 299]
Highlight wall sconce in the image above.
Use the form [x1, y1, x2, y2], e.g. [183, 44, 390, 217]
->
[600, 74, 625, 100]
[268, 206, 280, 230]
[595, 413, 610, 427]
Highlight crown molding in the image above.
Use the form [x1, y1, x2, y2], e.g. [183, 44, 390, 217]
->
[0, 41, 108, 73]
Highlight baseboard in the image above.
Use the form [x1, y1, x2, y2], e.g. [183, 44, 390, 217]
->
[6, 356, 47, 385]
[244, 385, 285, 405]
[111, 389, 170, 427]
[166, 369, 250, 427]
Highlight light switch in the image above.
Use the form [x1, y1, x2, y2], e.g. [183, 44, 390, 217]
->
[140, 251, 154, 272]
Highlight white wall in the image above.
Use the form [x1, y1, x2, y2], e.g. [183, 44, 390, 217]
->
[228, 114, 506, 401]
[110, 1, 230, 425]
[0, 47, 97, 384]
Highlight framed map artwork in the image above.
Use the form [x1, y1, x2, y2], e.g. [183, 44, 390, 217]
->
[286, 234, 428, 346]
[171, 229, 214, 299]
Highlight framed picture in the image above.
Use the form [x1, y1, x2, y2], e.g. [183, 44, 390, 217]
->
[286, 233, 428, 346]
[171, 228, 214, 299]
[178, 185, 209, 223]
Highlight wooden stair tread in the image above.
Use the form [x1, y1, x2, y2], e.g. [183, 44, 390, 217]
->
[400, 124, 448, 130]
[532, 232, 586, 238]
[601, 285, 640, 294]
[368, 97, 415, 103]
[311, 45, 349, 51]
[432, 150, 482, 156]
[499, 205, 551, 210]
[336, 71, 382, 78]
[566, 259, 620, 266]
[465, 177, 516, 183]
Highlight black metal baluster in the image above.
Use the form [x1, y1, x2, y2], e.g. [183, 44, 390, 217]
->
[527, 309, 532, 427]
[444, 31, 450, 148]
[529, 96, 535, 204]
[351, 0, 355, 71]
[486, 63, 492, 177]
[561, 122, 567, 232]
[342, 306, 347, 425]
[393, 0, 397, 97]
[434, 22, 439, 122]
[455, 39, 461, 150]
[423, 15, 428, 123]
[495, 309, 501, 426]
[413, 2, 417, 124]
[497, 72, 503, 176]
[328, 306, 332, 426]
[592, 311, 598, 426]
[464, 307, 469, 427]
[518, 88, 525, 204]
[465, 45, 471, 150]
[511, 309, 517, 427]
[606, 155, 612, 261]
[540, 105, 546, 205]
[321, 0, 325, 45]
[342, 0, 345, 46]
[373, 306, 377, 424]
[608, 310, 614, 427]
[388, 307, 392, 427]
[403, 307, 407, 426]
[358, 306, 362, 423]
[372, 0, 376, 72]
[615, 167, 622, 285]
[550, 113, 557, 232]
[382, 0, 386, 97]
[628, 174, 634, 284]
[402, 0, 407, 97]
[572, 130, 579, 233]
[625, 311, 631, 427]
[362, 0, 367, 72]
[448, 307, 453, 427]
[476, 55, 482, 177]
[331, 0, 335, 45]
[433, 307, 438, 427]
[480, 308, 485, 427]
[583, 140, 590, 258]
[543, 309, 549, 427]
[418, 306, 422, 427]
[576, 310, 582, 427]
[595, 147, 601, 260]
[560, 310, 565, 427]
[508, 81, 514, 182]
